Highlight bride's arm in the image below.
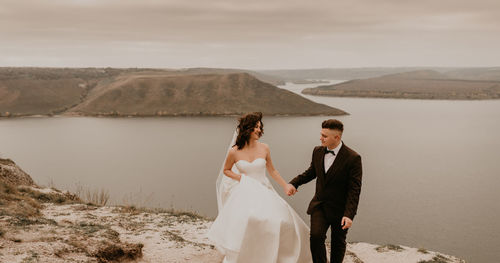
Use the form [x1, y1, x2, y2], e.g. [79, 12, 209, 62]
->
[223, 148, 243, 181]
[263, 144, 289, 190]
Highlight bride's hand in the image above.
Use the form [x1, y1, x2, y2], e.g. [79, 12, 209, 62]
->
[284, 184, 297, 196]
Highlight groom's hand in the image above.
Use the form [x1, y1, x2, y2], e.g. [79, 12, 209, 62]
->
[284, 184, 297, 196]
[341, 217, 352, 230]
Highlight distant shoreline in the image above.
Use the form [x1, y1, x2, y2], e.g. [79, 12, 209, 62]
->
[0, 111, 348, 119]
[301, 91, 500, 100]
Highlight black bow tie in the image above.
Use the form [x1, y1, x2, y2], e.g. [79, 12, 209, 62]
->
[325, 150, 335, 155]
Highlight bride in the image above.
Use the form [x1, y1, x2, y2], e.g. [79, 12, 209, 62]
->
[207, 112, 312, 263]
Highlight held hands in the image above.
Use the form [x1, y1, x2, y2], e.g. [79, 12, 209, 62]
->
[284, 184, 297, 196]
[341, 216, 352, 230]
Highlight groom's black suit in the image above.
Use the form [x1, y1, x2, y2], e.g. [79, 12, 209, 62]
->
[290, 142, 362, 263]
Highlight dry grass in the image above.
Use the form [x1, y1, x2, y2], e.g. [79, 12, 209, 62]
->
[73, 221, 108, 236]
[0, 180, 84, 233]
[418, 248, 430, 254]
[120, 188, 155, 209]
[18, 187, 79, 204]
[60, 233, 143, 262]
[113, 205, 207, 221]
[20, 250, 39, 263]
[0, 182, 41, 217]
[346, 250, 365, 263]
[375, 244, 405, 252]
[53, 247, 71, 258]
[91, 241, 144, 262]
[74, 183, 110, 206]
[418, 254, 452, 263]
[10, 216, 57, 227]
[1, 162, 146, 262]
[0, 180, 16, 194]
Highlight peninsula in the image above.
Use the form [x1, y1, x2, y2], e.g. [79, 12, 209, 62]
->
[302, 70, 500, 100]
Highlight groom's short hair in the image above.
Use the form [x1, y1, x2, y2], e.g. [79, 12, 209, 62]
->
[322, 119, 344, 132]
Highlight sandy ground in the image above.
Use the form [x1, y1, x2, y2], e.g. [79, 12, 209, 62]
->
[41, 204, 223, 263]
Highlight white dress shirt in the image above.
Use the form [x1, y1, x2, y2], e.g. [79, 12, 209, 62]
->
[324, 141, 342, 172]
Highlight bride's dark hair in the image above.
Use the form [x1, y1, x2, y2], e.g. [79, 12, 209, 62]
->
[234, 112, 264, 150]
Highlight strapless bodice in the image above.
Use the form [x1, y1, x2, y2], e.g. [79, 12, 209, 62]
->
[235, 158, 269, 186]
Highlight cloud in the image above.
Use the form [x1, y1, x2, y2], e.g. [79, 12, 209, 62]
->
[1, 0, 499, 68]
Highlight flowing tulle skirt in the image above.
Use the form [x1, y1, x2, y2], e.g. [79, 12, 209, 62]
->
[207, 175, 312, 263]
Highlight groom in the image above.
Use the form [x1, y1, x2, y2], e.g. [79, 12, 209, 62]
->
[286, 119, 362, 263]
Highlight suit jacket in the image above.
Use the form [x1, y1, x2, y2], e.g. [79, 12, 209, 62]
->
[290, 143, 362, 221]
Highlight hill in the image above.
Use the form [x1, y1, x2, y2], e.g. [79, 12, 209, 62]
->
[302, 70, 500, 100]
[68, 72, 346, 116]
[0, 67, 345, 117]
[174, 67, 284, 85]
[259, 67, 428, 81]
[0, 67, 160, 117]
[443, 67, 500, 81]
[261, 67, 500, 83]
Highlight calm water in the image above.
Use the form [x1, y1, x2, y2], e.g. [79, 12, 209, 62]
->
[0, 82, 499, 262]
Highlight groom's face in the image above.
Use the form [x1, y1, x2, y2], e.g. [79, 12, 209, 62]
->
[320, 128, 341, 149]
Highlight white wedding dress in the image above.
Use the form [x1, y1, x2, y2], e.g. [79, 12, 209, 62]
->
[207, 158, 312, 263]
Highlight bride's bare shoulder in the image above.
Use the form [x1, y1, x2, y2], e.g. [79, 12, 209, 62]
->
[227, 146, 238, 156]
[229, 146, 239, 152]
[259, 142, 270, 151]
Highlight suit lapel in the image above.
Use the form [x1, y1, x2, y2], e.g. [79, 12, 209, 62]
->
[317, 147, 327, 180]
[325, 143, 347, 184]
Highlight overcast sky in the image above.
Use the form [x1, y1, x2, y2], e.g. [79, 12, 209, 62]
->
[1, 0, 499, 69]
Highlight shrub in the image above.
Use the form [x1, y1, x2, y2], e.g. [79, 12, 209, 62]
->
[418, 254, 450, 263]
[418, 248, 429, 254]
[375, 244, 405, 252]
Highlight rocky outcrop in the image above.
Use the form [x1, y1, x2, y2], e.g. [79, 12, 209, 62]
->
[0, 158, 144, 262]
[0, 158, 35, 186]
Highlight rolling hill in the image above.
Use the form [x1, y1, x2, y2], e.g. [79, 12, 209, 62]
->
[302, 70, 500, 100]
[0, 67, 345, 117]
[68, 72, 346, 116]
[0, 67, 159, 116]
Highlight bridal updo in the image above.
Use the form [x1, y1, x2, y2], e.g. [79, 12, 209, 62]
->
[234, 112, 264, 150]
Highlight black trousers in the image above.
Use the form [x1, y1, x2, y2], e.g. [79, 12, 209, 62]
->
[310, 208, 348, 263]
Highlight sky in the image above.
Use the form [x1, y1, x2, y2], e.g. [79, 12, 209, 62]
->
[1, 0, 499, 69]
